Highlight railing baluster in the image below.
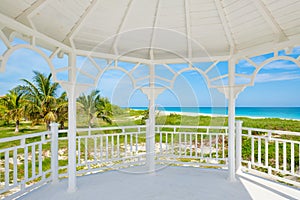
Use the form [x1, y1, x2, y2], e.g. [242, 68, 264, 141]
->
[94, 137, 97, 162]
[135, 133, 138, 153]
[251, 137, 254, 164]
[201, 134, 203, 158]
[258, 137, 261, 165]
[184, 133, 187, 156]
[159, 132, 162, 154]
[32, 145, 36, 178]
[171, 132, 174, 155]
[130, 134, 133, 154]
[222, 134, 225, 159]
[195, 133, 198, 157]
[111, 135, 114, 158]
[179, 132, 181, 156]
[78, 138, 81, 164]
[189, 133, 192, 157]
[166, 132, 168, 152]
[5, 151, 9, 188]
[124, 134, 127, 157]
[100, 135, 103, 161]
[283, 142, 287, 172]
[275, 140, 279, 170]
[106, 136, 109, 160]
[85, 137, 88, 163]
[38, 143, 42, 177]
[118, 134, 120, 158]
[24, 146, 28, 181]
[265, 138, 268, 167]
[209, 133, 212, 159]
[291, 142, 294, 174]
[13, 148, 17, 185]
[216, 134, 218, 159]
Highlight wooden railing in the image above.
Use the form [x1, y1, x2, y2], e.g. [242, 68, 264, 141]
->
[75, 126, 147, 174]
[0, 123, 66, 199]
[1, 122, 299, 198]
[236, 121, 300, 187]
[155, 125, 228, 167]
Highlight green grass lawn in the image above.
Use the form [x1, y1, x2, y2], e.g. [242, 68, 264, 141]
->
[0, 121, 47, 138]
[1, 114, 300, 139]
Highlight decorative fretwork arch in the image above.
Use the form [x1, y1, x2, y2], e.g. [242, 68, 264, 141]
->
[235, 49, 300, 89]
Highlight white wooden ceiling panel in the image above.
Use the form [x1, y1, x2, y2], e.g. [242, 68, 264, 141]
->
[0, 0, 36, 18]
[1, 0, 300, 60]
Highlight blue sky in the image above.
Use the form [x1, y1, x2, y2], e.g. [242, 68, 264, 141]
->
[0, 38, 300, 107]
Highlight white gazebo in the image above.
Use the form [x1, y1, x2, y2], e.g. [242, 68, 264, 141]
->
[0, 0, 300, 199]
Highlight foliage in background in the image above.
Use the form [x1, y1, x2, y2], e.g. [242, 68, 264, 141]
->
[55, 92, 68, 129]
[77, 89, 112, 128]
[16, 71, 60, 130]
[0, 89, 25, 132]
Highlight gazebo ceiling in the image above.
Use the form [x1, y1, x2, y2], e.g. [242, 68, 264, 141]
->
[1, 0, 300, 61]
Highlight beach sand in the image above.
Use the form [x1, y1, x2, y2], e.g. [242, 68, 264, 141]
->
[155, 110, 300, 121]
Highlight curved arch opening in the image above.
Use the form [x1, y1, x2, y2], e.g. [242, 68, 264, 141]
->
[0, 48, 60, 95]
[237, 59, 300, 119]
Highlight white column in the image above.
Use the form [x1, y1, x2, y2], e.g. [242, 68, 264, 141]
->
[235, 120, 243, 173]
[140, 64, 165, 173]
[50, 122, 59, 184]
[67, 53, 77, 192]
[228, 58, 236, 182]
[141, 86, 165, 172]
[147, 88, 156, 172]
[147, 63, 156, 172]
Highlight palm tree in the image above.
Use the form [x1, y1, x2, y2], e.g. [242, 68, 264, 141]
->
[96, 97, 113, 124]
[0, 100, 8, 124]
[0, 90, 25, 132]
[18, 71, 59, 130]
[77, 90, 112, 128]
[56, 92, 68, 129]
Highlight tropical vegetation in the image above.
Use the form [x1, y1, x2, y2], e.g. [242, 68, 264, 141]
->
[77, 89, 112, 128]
[0, 71, 115, 133]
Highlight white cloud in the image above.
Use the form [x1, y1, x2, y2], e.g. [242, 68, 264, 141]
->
[255, 71, 300, 83]
[263, 60, 298, 70]
[292, 46, 300, 54]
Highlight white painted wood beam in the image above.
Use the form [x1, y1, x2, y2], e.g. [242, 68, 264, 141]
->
[210, 74, 228, 82]
[76, 49, 151, 64]
[49, 48, 61, 60]
[55, 66, 69, 73]
[162, 64, 177, 75]
[214, 0, 236, 55]
[88, 56, 102, 72]
[63, 0, 100, 48]
[235, 37, 300, 58]
[154, 56, 228, 64]
[155, 76, 172, 83]
[149, 0, 160, 60]
[0, 30, 11, 48]
[184, 0, 192, 59]
[243, 57, 259, 68]
[204, 61, 220, 74]
[236, 74, 252, 79]
[77, 68, 97, 82]
[0, 12, 71, 53]
[251, 0, 287, 42]
[112, 0, 134, 55]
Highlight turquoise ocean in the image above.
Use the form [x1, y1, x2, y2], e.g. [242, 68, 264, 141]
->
[130, 107, 300, 120]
